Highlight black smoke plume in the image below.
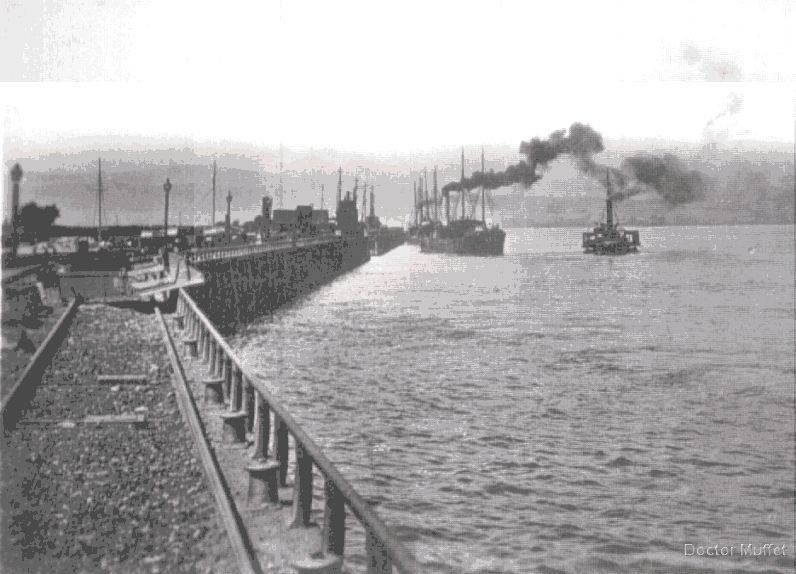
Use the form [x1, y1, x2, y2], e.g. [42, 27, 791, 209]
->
[442, 122, 705, 205]
[619, 154, 704, 204]
[442, 122, 604, 194]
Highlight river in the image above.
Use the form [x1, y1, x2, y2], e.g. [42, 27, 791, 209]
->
[230, 225, 795, 574]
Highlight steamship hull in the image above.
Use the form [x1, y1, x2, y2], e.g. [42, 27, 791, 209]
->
[420, 228, 505, 256]
[582, 226, 639, 255]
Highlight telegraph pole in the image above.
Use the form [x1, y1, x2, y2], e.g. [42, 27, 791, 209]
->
[97, 157, 103, 242]
[225, 190, 233, 245]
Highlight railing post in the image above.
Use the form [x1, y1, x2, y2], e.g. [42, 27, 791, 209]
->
[222, 357, 232, 406]
[274, 415, 289, 486]
[322, 479, 346, 556]
[198, 327, 206, 361]
[215, 346, 224, 379]
[290, 442, 313, 528]
[244, 377, 254, 433]
[230, 367, 242, 412]
[202, 328, 211, 362]
[366, 529, 393, 574]
[251, 392, 270, 460]
[208, 340, 217, 375]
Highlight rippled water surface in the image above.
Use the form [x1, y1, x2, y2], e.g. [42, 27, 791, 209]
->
[231, 225, 795, 574]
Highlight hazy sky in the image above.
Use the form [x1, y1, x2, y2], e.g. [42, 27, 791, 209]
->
[1, 0, 794, 156]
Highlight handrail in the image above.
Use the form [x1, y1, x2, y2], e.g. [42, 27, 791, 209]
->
[176, 288, 423, 574]
[188, 234, 339, 263]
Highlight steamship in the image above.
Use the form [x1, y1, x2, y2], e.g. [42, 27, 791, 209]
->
[417, 150, 505, 256]
[582, 173, 640, 255]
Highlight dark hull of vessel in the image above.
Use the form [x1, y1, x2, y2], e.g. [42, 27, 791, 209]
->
[582, 226, 640, 255]
[368, 227, 406, 256]
[421, 229, 505, 256]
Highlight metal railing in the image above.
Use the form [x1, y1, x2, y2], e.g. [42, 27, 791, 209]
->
[176, 288, 422, 573]
[189, 233, 339, 263]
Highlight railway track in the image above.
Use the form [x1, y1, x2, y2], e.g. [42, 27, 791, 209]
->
[2, 294, 423, 574]
[1, 302, 239, 573]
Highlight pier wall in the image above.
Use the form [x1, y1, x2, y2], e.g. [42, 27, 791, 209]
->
[188, 236, 368, 332]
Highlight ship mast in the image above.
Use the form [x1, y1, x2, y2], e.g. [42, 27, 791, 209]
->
[481, 147, 486, 224]
[336, 167, 342, 211]
[320, 183, 325, 211]
[97, 157, 103, 242]
[460, 148, 466, 220]
[413, 180, 418, 226]
[361, 178, 367, 222]
[606, 171, 614, 228]
[433, 166, 438, 223]
[424, 168, 430, 222]
[211, 160, 217, 226]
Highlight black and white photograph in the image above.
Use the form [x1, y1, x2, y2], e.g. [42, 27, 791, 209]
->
[1, 1, 794, 573]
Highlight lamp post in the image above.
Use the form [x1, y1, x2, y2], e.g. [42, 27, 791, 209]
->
[10, 163, 22, 263]
[225, 190, 232, 246]
[163, 178, 172, 272]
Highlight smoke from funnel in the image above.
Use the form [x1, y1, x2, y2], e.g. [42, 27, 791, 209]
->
[442, 122, 604, 195]
[619, 154, 704, 204]
[443, 123, 705, 206]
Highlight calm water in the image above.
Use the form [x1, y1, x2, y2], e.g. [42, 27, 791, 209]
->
[231, 225, 795, 574]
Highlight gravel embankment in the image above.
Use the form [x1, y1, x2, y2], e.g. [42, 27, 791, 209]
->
[1, 297, 67, 403]
[1, 303, 236, 574]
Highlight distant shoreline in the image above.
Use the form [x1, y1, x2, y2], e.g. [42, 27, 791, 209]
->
[503, 222, 796, 229]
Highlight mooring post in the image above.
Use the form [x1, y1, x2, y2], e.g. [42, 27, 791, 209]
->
[323, 479, 346, 556]
[290, 442, 314, 528]
[246, 460, 281, 505]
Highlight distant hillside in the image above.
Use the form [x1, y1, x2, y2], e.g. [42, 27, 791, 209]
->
[3, 141, 793, 227]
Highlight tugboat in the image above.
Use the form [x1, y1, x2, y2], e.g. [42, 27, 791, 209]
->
[582, 173, 640, 255]
[420, 149, 505, 256]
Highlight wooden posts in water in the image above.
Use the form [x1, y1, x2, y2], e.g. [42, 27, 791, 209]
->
[175, 289, 422, 574]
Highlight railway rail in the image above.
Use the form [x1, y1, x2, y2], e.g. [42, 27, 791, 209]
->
[1, 290, 424, 573]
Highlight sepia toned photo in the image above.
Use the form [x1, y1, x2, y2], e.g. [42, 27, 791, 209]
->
[1, 1, 794, 573]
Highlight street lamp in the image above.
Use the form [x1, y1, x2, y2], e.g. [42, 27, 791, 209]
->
[163, 178, 172, 272]
[10, 163, 23, 263]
